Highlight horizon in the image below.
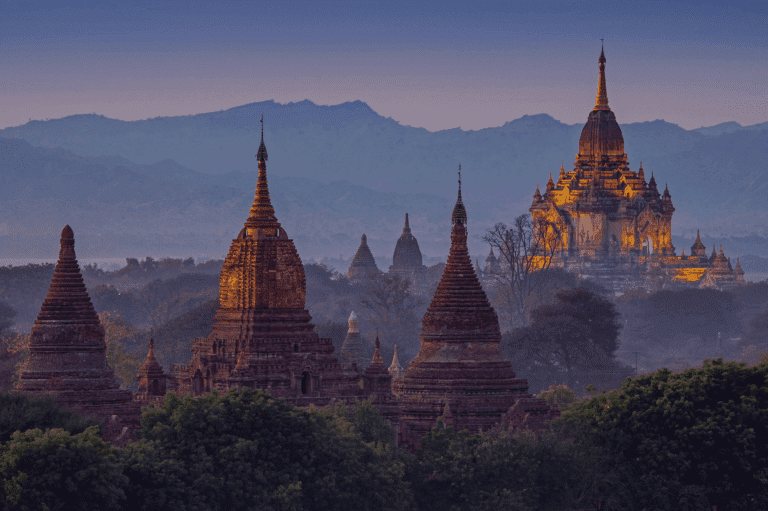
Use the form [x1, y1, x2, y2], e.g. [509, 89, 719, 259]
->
[5, 98, 759, 134]
[2, 0, 765, 131]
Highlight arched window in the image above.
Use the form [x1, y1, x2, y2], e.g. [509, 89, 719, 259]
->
[301, 371, 310, 395]
[293, 344, 299, 353]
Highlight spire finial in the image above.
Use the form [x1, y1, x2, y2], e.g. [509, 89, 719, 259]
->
[451, 164, 467, 225]
[594, 43, 609, 111]
[404, 212, 410, 232]
[256, 114, 268, 162]
[247, 114, 277, 231]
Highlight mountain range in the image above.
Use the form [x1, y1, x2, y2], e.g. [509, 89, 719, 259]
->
[1, 100, 766, 265]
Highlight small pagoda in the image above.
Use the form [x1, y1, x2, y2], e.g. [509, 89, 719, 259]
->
[348, 234, 381, 283]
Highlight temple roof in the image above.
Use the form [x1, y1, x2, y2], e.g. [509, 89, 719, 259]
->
[421, 179, 501, 342]
[364, 334, 389, 378]
[216, 120, 308, 312]
[691, 229, 706, 254]
[246, 116, 279, 233]
[392, 213, 424, 270]
[578, 46, 625, 158]
[35, 225, 100, 325]
[137, 338, 164, 377]
[350, 234, 378, 269]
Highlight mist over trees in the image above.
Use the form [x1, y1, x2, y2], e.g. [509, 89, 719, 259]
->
[5, 357, 768, 510]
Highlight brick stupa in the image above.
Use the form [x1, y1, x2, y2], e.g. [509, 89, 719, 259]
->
[135, 338, 167, 403]
[389, 213, 427, 277]
[17, 225, 141, 432]
[393, 172, 558, 442]
[348, 234, 381, 283]
[170, 119, 359, 401]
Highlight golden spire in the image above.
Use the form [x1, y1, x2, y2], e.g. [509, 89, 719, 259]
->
[246, 114, 279, 233]
[593, 42, 610, 111]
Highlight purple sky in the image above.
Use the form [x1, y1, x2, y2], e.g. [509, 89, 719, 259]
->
[1, 0, 766, 131]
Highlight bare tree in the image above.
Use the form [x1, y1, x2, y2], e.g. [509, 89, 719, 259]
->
[359, 274, 425, 357]
[482, 213, 562, 329]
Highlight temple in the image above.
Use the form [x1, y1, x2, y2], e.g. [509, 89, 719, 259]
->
[348, 234, 382, 283]
[389, 213, 427, 279]
[168, 120, 361, 402]
[17, 225, 141, 439]
[338, 311, 369, 371]
[527, 47, 745, 293]
[394, 172, 558, 444]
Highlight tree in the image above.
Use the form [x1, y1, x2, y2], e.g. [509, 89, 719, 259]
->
[558, 358, 768, 510]
[537, 384, 578, 413]
[0, 302, 15, 336]
[0, 391, 100, 444]
[0, 427, 127, 511]
[483, 214, 563, 329]
[360, 273, 424, 359]
[504, 287, 630, 393]
[98, 312, 143, 390]
[123, 389, 414, 511]
[0, 333, 30, 389]
[408, 423, 602, 511]
[323, 397, 396, 445]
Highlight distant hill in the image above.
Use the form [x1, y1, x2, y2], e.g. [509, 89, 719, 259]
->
[1, 100, 766, 259]
[0, 138, 476, 260]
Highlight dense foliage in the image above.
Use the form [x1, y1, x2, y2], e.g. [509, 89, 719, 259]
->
[4, 359, 768, 511]
[558, 358, 768, 510]
[122, 389, 414, 511]
[0, 392, 100, 444]
[503, 287, 632, 394]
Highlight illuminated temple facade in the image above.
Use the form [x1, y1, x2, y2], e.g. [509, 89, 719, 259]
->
[529, 47, 744, 292]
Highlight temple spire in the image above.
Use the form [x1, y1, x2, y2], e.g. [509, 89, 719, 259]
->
[247, 115, 279, 232]
[388, 344, 404, 379]
[371, 332, 384, 365]
[593, 43, 610, 111]
[35, 225, 100, 325]
[403, 213, 411, 234]
[452, 164, 467, 225]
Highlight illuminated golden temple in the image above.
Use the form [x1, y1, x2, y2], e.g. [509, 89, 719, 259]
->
[528, 47, 744, 292]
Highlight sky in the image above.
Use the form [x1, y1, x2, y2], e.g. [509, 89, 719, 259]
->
[1, 0, 766, 131]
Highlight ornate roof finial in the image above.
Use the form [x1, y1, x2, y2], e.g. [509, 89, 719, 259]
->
[559, 162, 566, 180]
[403, 213, 411, 233]
[247, 115, 278, 232]
[594, 42, 610, 111]
[256, 114, 268, 162]
[533, 183, 542, 201]
[547, 172, 555, 191]
[452, 164, 467, 225]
